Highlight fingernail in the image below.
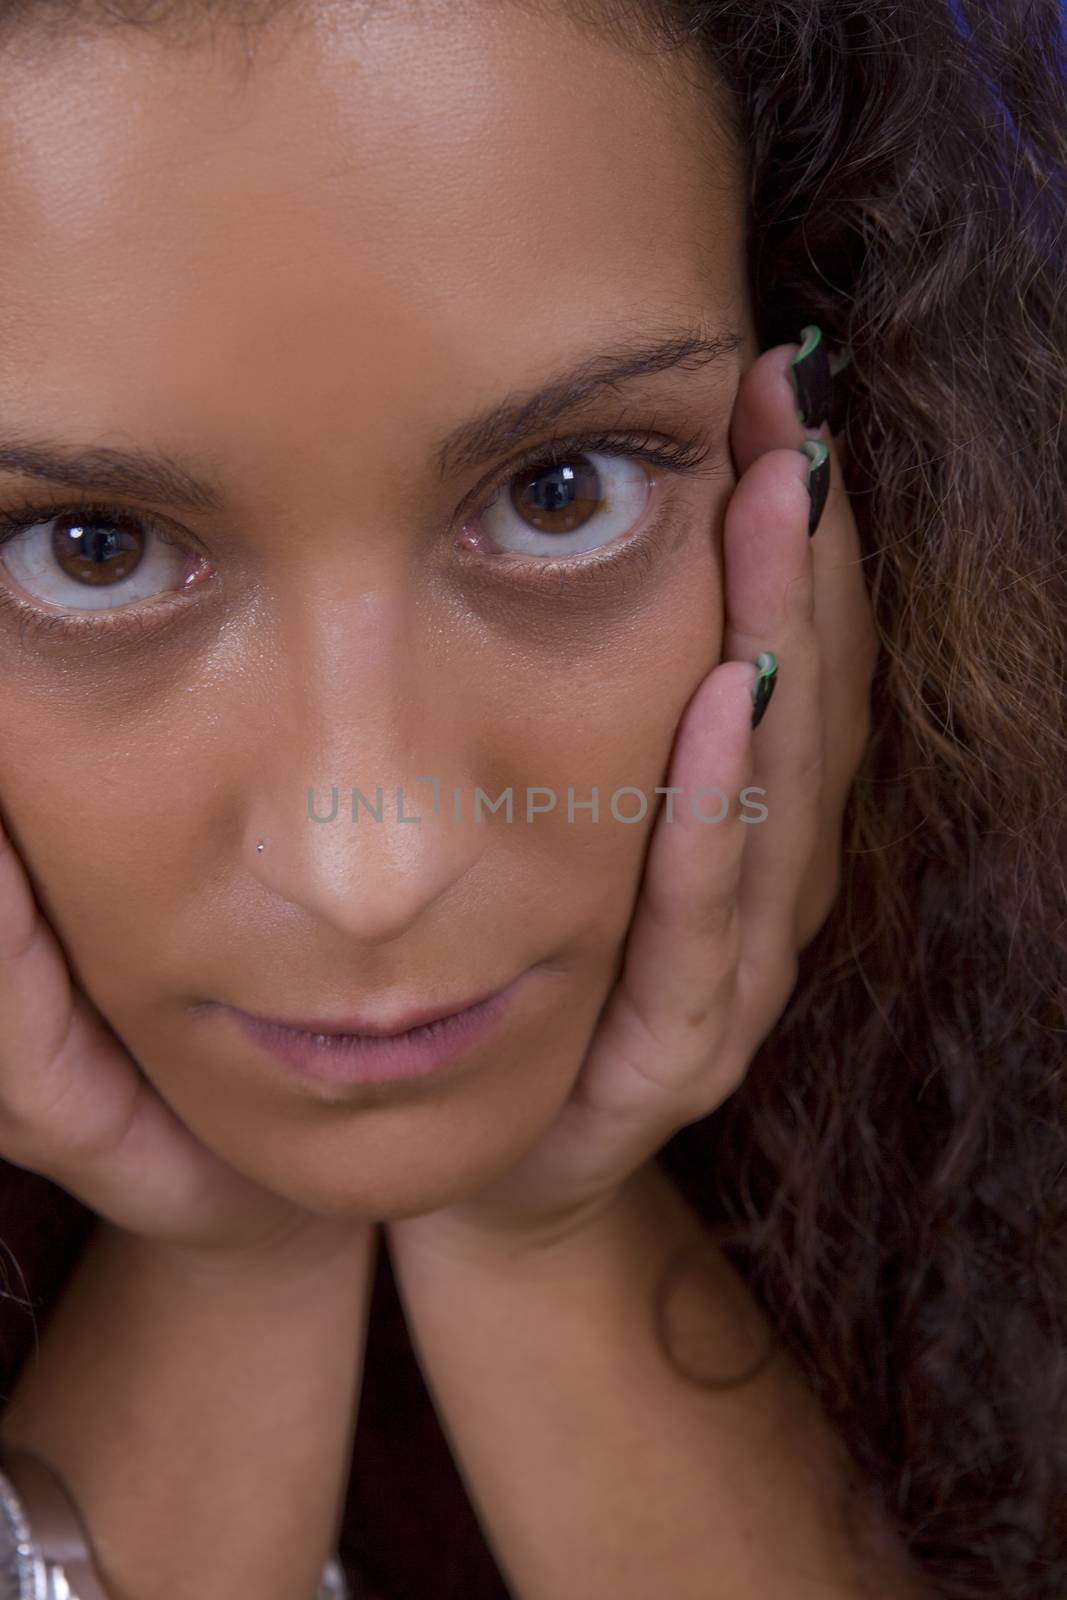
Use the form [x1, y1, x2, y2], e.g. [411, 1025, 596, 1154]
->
[750, 651, 779, 729]
[799, 439, 830, 538]
[789, 325, 832, 430]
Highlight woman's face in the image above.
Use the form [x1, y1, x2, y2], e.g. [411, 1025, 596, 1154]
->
[0, 3, 755, 1219]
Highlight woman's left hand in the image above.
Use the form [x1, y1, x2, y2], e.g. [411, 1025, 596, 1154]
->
[385, 335, 878, 1265]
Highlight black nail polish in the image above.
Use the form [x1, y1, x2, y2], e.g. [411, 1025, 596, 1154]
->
[789, 325, 832, 430]
[799, 439, 830, 538]
[751, 651, 779, 729]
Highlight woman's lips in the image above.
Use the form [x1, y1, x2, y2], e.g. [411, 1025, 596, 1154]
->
[221, 969, 532, 1087]
[240, 978, 517, 1040]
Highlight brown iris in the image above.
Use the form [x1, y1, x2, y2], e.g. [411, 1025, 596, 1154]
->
[52, 512, 145, 586]
[509, 457, 602, 535]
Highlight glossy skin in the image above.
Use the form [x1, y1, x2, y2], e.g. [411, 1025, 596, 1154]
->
[0, 5, 861, 1234]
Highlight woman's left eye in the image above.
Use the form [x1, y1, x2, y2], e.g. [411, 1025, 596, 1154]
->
[467, 434, 706, 566]
[475, 448, 654, 559]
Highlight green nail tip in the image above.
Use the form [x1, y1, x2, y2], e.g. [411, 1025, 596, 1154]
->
[790, 325, 823, 366]
[788, 326, 826, 425]
[829, 344, 853, 376]
[751, 651, 779, 729]
[800, 438, 830, 473]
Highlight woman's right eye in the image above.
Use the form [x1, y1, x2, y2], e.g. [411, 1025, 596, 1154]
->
[0, 502, 210, 612]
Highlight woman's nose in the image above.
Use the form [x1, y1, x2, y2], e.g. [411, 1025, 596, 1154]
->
[235, 592, 491, 944]
[247, 771, 487, 945]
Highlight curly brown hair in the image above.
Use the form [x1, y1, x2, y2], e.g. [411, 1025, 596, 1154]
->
[629, 4, 1067, 1598]
[0, 2, 1063, 1598]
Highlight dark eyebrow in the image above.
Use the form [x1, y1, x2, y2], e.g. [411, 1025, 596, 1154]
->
[0, 437, 227, 515]
[432, 321, 745, 476]
[0, 321, 744, 510]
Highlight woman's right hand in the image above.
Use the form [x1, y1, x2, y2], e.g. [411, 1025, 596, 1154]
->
[0, 803, 364, 1261]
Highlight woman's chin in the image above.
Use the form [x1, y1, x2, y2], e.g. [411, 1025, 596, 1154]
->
[226, 1167, 491, 1228]
[188, 1108, 553, 1225]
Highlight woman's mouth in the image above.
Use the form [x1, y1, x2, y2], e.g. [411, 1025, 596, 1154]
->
[219, 969, 532, 1087]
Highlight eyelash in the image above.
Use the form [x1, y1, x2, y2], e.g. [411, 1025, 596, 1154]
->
[0, 424, 717, 643]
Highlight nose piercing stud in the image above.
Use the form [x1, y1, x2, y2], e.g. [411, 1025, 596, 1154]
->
[256, 840, 265, 853]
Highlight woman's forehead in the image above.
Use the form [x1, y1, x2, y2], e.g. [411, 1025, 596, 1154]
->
[0, 4, 743, 470]
[0, 4, 736, 283]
